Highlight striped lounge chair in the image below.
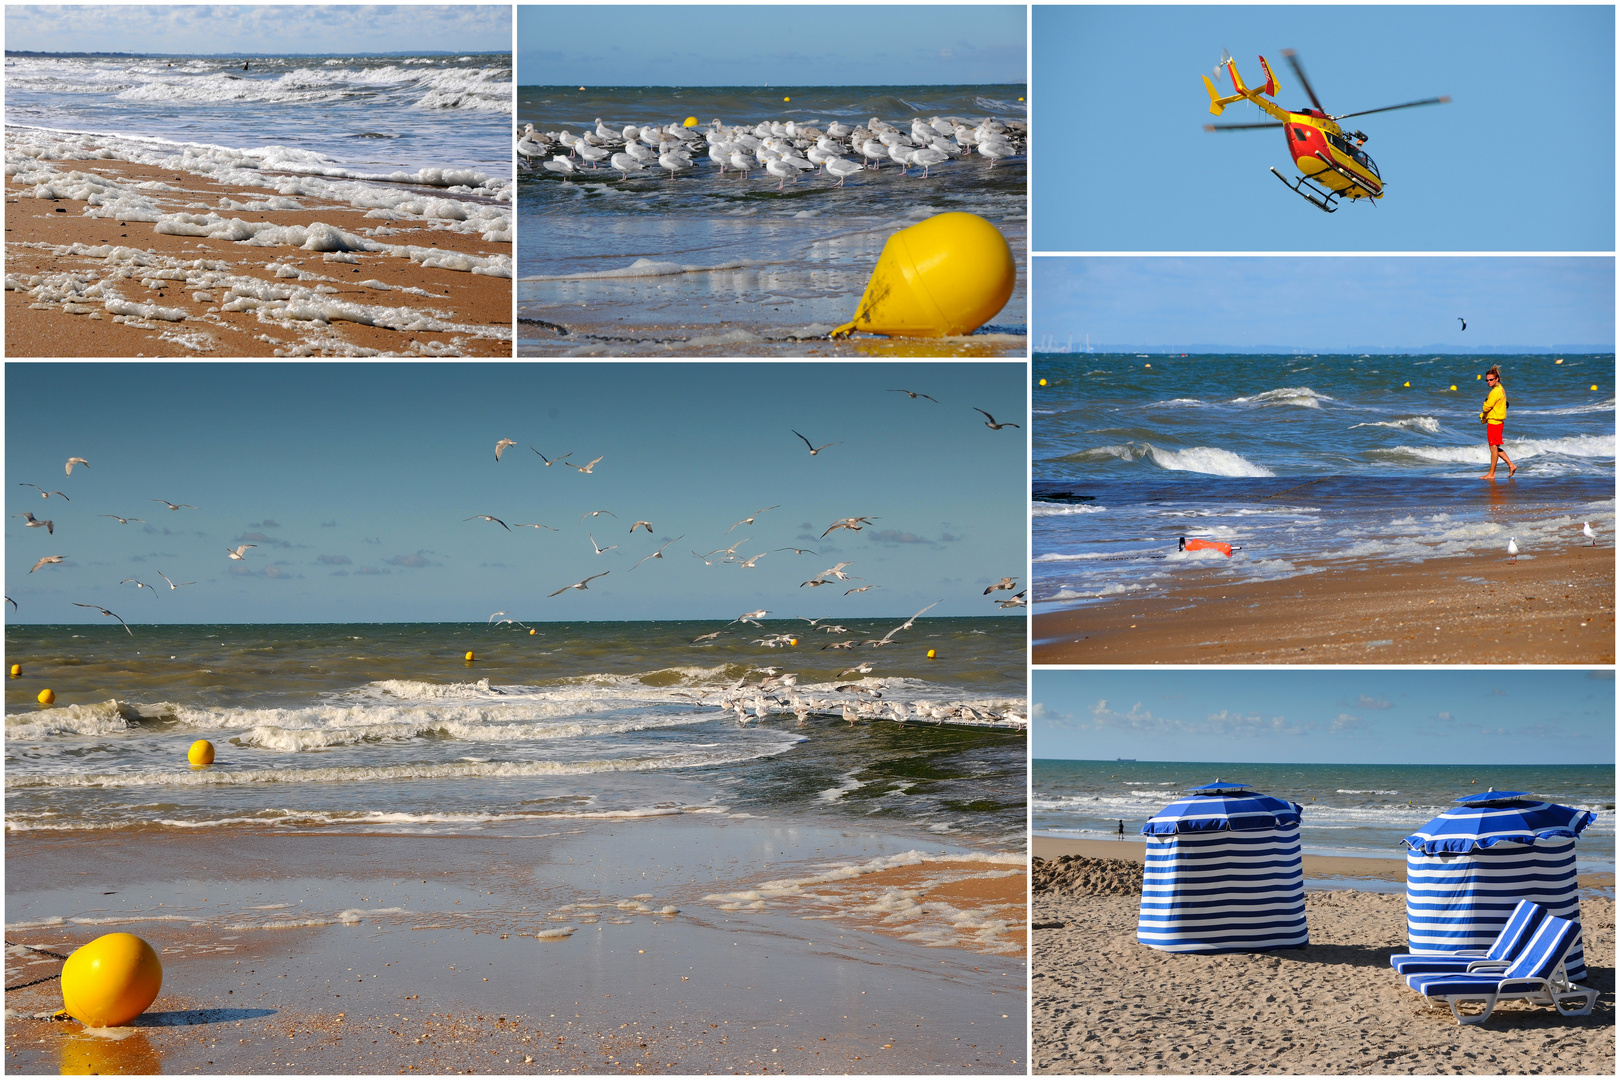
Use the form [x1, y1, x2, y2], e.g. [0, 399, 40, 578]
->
[1389, 898, 1547, 977]
[1403, 914, 1598, 1024]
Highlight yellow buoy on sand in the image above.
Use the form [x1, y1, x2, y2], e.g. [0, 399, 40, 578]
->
[829, 212, 1015, 339]
[188, 739, 214, 766]
[61, 933, 163, 1028]
[37, 688, 55, 705]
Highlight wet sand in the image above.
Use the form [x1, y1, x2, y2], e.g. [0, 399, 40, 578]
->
[5, 817, 1026, 1074]
[1032, 852, 1615, 1074]
[1034, 546, 1615, 665]
[5, 146, 511, 357]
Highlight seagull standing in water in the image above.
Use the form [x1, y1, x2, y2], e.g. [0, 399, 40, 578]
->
[73, 603, 133, 636]
[1583, 522, 1598, 546]
[1507, 537, 1519, 562]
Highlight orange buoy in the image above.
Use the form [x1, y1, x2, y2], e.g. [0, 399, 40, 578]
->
[1179, 538, 1233, 557]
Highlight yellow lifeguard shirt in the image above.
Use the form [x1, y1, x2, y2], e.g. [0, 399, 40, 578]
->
[1480, 384, 1507, 423]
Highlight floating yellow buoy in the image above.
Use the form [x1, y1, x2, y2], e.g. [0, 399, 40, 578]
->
[1144, 363, 1151, 369]
[1038, 378, 1046, 386]
[1592, 385, 1599, 391]
[1403, 381, 1410, 387]
[37, 688, 55, 705]
[926, 649, 937, 659]
[9, 663, 20, 678]
[829, 212, 1014, 339]
[1449, 385, 1457, 391]
[464, 651, 476, 662]
[783, 96, 790, 102]
[187, 740, 214, 766]
[1477, 374, 1482, 379]
[529, 628, 536, 635]
[1556, 358, 1564, 364]
[789, 638, 798, 646]
[578, 86, 585, 91]
[61, 933, 163, 1028]
[683, 116, 698, 127]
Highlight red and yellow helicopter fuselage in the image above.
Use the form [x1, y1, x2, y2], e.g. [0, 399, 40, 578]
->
[1203, 55, 1383, 203]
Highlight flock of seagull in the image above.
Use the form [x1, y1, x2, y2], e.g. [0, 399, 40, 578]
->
[518, 113, 1027, 189]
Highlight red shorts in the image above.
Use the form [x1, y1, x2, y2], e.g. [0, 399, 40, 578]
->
[1487, 423, 1505, 446]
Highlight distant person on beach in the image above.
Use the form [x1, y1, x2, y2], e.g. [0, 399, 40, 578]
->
[1117, 819, 1125, 841]
[1480, 365, 1516, 480]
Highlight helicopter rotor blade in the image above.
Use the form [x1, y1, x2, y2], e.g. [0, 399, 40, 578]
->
[1333, 96, 1453, 120]
[1203, 122, 1287, 131]
[1280, 49, 1326, 113]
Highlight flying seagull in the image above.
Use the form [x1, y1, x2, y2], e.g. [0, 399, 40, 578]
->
[821, 516, 875, 538]
[513, 522, 560, 531]
[734, 552, 767, 568]
[465, 514, 512, 532]
[792, 430, 840, 456]
[530, 447, 573, 466]
[157, 571, 196, 590]
[5, 596, 15, 611]
[73, 602, 132, 636]
[65, 457, 90, 476]
[548, 571, 610, 597]
[690, 630, 723, 644]
[630, 521, 653, 534]
[984, 577, 1019, 595]
[819, 562, 855, 581]
[775, 547, 819, 556]
[730, 609, 770, 626]
[227, 544, 256, 560]
[121, 578, 158, 596]
[30, 555, 66, 573]
[589, 533, 618, 555]
[1458, 317, 1466, 331]
[632, 536, 683, 570]
[728, 506, 780, 532]
[997, 590, 1028, 608]
[974, 408, 1020, 430]
[494, 438, 517, 461]
[580, 509, 617, 523]
[574, 456, 604, 474]
[845, 584, 880, 595]
[868, 600, 942, 646]
[21, 484, 69, 500]
[151, 499, 197, 511]
[15, 511, 53, 535]
[99, 515, 145, 525]
[488, 611, 530, 629]
[887, 389, 938, 402]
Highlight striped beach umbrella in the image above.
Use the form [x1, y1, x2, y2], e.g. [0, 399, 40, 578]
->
[1403, 790, 1596, 980]
[1137, 780, 1308, 952]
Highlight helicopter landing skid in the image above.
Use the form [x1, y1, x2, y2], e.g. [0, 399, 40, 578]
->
[1270, 167, 1338, 213]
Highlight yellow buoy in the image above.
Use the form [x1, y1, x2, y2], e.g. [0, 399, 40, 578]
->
[926, 649, 937, 659]
[1592, 385, 1599, 391]
[37, 688, 55, 705]
[683, 116, 698, 127]
[187, 740, 214, 766]
[61, 933, 163, 1028]
[1556, 358, 1564, 364]
[789, 638, 798, 646]
[1449, 385, 1457, 391]
[529, 628, 536, 635]
[783, 96, 790, 102]
[9, 663, 20, 678]
[1403, 381, 1410, 387]
[1144, 363, 1151, 369]
[1477, 374, 1482, 379]
[464, 651, 476, 662]
[1038, 378, 1046, 386]
[829, 212, 1014, 339]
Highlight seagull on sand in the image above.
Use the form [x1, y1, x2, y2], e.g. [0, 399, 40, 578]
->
[157, 571, 195, 590]
[574, 456, 604, 474]
[548, 571, 610, 597]
[1583, 522, 1598, 546]
[630, 521, 653, 534]
[1507, 537, 1520, 562]
[30, 555, 67, 573]
[73, 602, 132, 636]
[589, 533, 618, 554]
[465, 514, 512, 532]
[495, 439, 517, 461]
[793, 430, 840, 456]
[15, 511, 53, 535]
[65, 457, 89, 476]
[152, 499, 197, 511]
[821, 516, 875, 538]
[227, 544, 256, 560]
[632, 536, 683, 570]
[580, 509, 617, 523]
[974, 408, 1020, 430]
[530, 448, 573, 466]
[728, 506, 780, 533]
[887, 389, 938, 402]
[984, 577, 1019, 595]
[21, 484, 69, 500]
[121, 578, 158, 596]
[99, 515, 144, 525]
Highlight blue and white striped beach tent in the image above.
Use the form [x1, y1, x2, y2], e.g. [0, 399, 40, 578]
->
[1137, 781, 1309, 952]
[1404, 790, 1596, 981]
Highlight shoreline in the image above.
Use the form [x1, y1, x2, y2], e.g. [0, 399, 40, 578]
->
[1034, 546, 1615, 664]
[5, 129, 512, 357]
[5, 817, 1026, 1074]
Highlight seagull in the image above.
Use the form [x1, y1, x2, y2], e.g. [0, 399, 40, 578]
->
[632, 536, 682, 570]
[589, 533, 618, 555]
[872, 600, 942, 645]
[997, 590, 1028, 608]
[488, 611, 530, 629]
[845, 584, 880, 595]
[731, 609, 770, 626]
[580, 509, 617, 523]
[495, 439, 517, 461]
[691, 631, 723, 644]
[1583, 522, 1598, 546]
[775, 547, 819, 556]
[548, 571, 610, 597]
[630, 521, 653, 534]
[1458, 317, 1467, 331]
[530, 448, 573, 466]
[99, 515, 144, 525]
[574, 456, 604, 474]
[735, 552, 766, 568]
[227, 544, 256, 560]
[824, 157, 862, 186]
[800, 577, 832, 588]
[21, 484, 69, 500]
[728, 506, 780, 533]
[706, 539, 749, 558]
[73, 602, 132, 636]
[151, 499, 197, 511]
[820, 562, 855, 580]
[821, 639, 856, 650]
[887, 389, 938, 402]
[793, 430, 840, 456]
[30, 555, 66, 573]
[821, 516, 875, 538]
[984, 577, 1019, 595]
[65, 457, 89, 476]
[974, 408, 1020, 430]
[838, 662, 875, 677]
[157, 571, 196, 590]
[120, 578, 158, 596]
[1507, 537, 1519, 562]
[15, 511, 53, 535]
[513, 522, 560, 531]
[4, 596, 15, 611]
[465, 514, 512, 532]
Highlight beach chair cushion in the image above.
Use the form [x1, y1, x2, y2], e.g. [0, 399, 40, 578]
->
[1404, 915, 1597, 1024]
[1389, 898, 1547, 976]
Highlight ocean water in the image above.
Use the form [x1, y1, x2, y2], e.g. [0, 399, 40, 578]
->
[1033, 759, 1616, 872]
[515, 85, 1026, 354]
[4, 619, 1027, 850]
[5, 52, 513, 177]
[1033, 354, 1616, 602]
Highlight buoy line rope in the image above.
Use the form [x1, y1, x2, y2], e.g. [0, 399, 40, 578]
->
[5, 939, 69, 991]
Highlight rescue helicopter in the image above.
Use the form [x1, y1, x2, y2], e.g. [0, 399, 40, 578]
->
[1202, 50, 1450, 212]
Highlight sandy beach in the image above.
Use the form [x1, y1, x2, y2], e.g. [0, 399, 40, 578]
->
[5, 820, 1026, 1074]
[1034, 545, 1615, 665]
[5, 137, 512, 357]
[1032, 844, 1615, 1074]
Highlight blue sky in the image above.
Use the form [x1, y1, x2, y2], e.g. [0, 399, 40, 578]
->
[1033, 256, 1616, 352]
[517, 4, 1027, 86]
[3, 5, 512, 54]
[1033, 4, 1615, 251]
[1033, 670, 1616, 765]
[5, 363, 1027, 626]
